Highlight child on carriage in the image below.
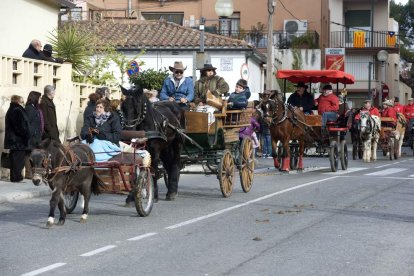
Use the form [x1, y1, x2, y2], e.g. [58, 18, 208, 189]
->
[227, 79, 251, 110]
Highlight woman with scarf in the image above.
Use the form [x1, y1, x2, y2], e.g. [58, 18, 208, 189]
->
[80, 99, 122, 161]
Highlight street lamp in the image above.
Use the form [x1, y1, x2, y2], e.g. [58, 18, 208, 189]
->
[198, 0, 234, 66]
[377, 50, 388, 103]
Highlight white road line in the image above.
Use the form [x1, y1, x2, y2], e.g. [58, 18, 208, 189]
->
[340, 175, 414, 180]
[409, 175, 414, 178]
[323, 167, 368, 175]
[80, 245, 116, 257]
[127, 232, 157, 241]
[21, 263, 66, 276]
[374, 163, 397, 168]
[165, 176, 339, 230]
[365, 168, 407, 176]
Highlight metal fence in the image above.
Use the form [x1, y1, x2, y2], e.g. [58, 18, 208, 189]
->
[330, 31, 399, 49]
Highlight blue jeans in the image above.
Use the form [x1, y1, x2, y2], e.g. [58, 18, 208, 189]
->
[408, 119, 414, 144]
[322, 112, 338, 128]
[262, 134, 272, 156]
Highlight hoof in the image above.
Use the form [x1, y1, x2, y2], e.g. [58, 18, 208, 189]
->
[154, 197, 159, 203]
[46, 221, 54, 228]
[57, 219, 65, 226]
[124, 202, 133, 208]
[165, 192, 177, 201]
[80, 214, 88, 223]
[46, 217, 54, 227]
[80, 218, 87, 223]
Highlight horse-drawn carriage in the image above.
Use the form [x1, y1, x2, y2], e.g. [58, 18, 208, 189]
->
[379, 115, 406, 160]
[180, 101, 255, 197]
[31, 132, 154, 227]
[272, 69, 355, 172]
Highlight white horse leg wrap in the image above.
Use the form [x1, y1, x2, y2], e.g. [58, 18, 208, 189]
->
[81, 214, 88, 220]
[48, 217, 54, 224]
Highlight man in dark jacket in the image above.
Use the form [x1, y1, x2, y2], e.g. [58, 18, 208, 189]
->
[287, 82, 314, 114]
[40, 85, 61, 143]
[22, 39, 43, 60]
[41, 44, 63, 63]
[4, 95, 30, 182]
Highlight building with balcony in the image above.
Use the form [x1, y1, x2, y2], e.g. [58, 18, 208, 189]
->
[329, 0, 408, 107]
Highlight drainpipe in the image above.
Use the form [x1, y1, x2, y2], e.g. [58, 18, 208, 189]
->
[128, 0, 132, 17]
[370, 0, 374, 48]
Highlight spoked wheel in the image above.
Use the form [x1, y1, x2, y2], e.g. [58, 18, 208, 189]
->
[134, 167, 154, 217]
[340, 140, 348, 170]
[64, 191, 79, 214]
[290, 143, 298, 170]
[239, 137, 254, 193]
[219, 150, 235, 197]
[394, 138, 399, 160]
[329, 141, 339, 172]
[389, 138, 395, 161]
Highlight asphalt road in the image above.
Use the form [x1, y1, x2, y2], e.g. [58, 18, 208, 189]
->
[1, 150, 414, 276]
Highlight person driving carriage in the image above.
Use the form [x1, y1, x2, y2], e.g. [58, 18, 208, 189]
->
[287, 82, 314, 114]
[315, 84, 339, 134]
[160, 61, 194, 109]
[354, 99, 380, 121]
[381, 99, 397, 128]
[81, 99, 122, 161]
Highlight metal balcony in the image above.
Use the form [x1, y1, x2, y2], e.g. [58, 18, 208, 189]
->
[330, 31, 399, 53]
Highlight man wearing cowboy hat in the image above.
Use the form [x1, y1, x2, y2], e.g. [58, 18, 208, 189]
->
[160, 61, 194, 107]
[316, 84, 339, 132]
[381, 99, 397, 127]
[194, 63, 229, 106]
[287, 82, 314, 114]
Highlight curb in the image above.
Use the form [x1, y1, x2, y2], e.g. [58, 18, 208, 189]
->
[0, 187, 51, 204]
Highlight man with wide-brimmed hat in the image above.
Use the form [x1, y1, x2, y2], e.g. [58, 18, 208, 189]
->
[315, 84, 339, 132]
[160, 61, 194, 107]
[194, 63, 229, 106]
[287, 82, 314, 114]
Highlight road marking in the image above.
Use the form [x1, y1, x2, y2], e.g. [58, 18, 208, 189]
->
[340, 175, 414, 180]
[127, 232, 157, 241]
[365, 168, 407, 176]
[80, 245, 116, 257]
[323, 167, 368, 175]
[254, 166, 328, 174]
[409, 175, 414, 178]
[21, 263, 66, 276]
[374, 162, 401, 168]
[165, 176, 339, 230]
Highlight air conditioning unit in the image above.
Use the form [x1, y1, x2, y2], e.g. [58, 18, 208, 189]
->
[284, 19, 308, 40]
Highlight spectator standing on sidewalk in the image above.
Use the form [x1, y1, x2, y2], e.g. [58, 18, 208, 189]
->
[24, 91, 44, 179]
[40, 85, 61, 143]
[4, 95, 30, 182]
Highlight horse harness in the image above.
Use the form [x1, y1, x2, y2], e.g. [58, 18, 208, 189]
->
[33, 145, 92, 184]
[124, 100, 147, 129]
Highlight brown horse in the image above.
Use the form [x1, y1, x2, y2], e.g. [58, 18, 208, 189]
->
[258, 92, 310, 171]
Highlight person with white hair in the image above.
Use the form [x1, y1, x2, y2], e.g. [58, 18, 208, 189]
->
[39, 85, 61, 143]
[22, 39, 43, 60]
[381, 99, 397, 128]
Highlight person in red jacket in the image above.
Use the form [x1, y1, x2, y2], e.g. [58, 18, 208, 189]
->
[393, 96, 404, 113]
[316, 84, 339, 131]
[381, 99, 397, 127]
[354, 99, 380, 121]
[404, 98, 414, 145]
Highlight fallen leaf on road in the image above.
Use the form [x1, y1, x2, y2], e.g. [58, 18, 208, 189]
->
[253, 236, 262, 241]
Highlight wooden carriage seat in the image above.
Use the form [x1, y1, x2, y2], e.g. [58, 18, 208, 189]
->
[304, 114, 322, 127]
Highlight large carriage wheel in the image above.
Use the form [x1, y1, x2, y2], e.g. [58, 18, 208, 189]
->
[134, 167, 154, 217]
[340, 140, 348, 170]
[389, 137, 395, 161]
[239, 137, 254, 193]
[219, 150, 235, 197]
[290, 143, 299, 170]
[329, 141, 339, 172]
[394, 137, 399, 160]
[64, 191, 79, 214]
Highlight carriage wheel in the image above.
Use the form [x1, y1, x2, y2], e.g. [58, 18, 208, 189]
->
[389, 138, 395, 161]
[394, 138, 399, 160]
[239, 137, 254, 193]
[134, 167, 154, 217]
[64, 191, 79, 214]
[340, 140, 348, 170]
[219, 150, 235, 197]
[290, 143, 298, 170]
[329, 141, 339, 172]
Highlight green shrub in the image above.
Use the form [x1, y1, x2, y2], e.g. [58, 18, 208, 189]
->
[129, 68, 170, 91]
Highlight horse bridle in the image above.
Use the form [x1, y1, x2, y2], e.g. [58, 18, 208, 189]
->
[124, 99, 147, 129]
[262, 99, 288, 125]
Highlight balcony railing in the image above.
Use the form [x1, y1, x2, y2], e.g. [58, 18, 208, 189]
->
[207, 29, 320, 49]
[60, 9, 137, 21]
[330, 31, 399, 50]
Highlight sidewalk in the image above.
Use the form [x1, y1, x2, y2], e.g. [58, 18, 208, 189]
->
[0, 157, 275, 204]
[0, 178, 51, 204]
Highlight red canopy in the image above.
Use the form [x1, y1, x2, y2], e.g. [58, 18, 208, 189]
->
[276, 70, 355, 84]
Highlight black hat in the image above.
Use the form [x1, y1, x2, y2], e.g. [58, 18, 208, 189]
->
[322, 84, 333, 90]
[294, 82, 308, 88]
[198, 63, 217, 71]
[43, 44, 53, 53]
[394, 96, 399, 102]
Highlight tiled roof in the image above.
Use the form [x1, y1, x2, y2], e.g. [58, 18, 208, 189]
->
[63, 20, 252, 50]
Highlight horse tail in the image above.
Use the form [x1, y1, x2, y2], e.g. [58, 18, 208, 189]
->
[91, 173, 104, 195]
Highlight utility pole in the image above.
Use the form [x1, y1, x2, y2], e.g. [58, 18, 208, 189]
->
[266, 0, 275, 90]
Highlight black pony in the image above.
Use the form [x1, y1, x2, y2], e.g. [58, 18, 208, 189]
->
[31, 139, 102, 227]
[121, 86, 185, 201]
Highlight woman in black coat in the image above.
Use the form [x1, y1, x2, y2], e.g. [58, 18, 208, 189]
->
[4, 95, 30, 182]
[24, 91, 43, 178]
[80, 99, 122, 146]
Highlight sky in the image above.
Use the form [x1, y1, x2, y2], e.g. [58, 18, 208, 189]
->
[394, 0, 408, 4]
